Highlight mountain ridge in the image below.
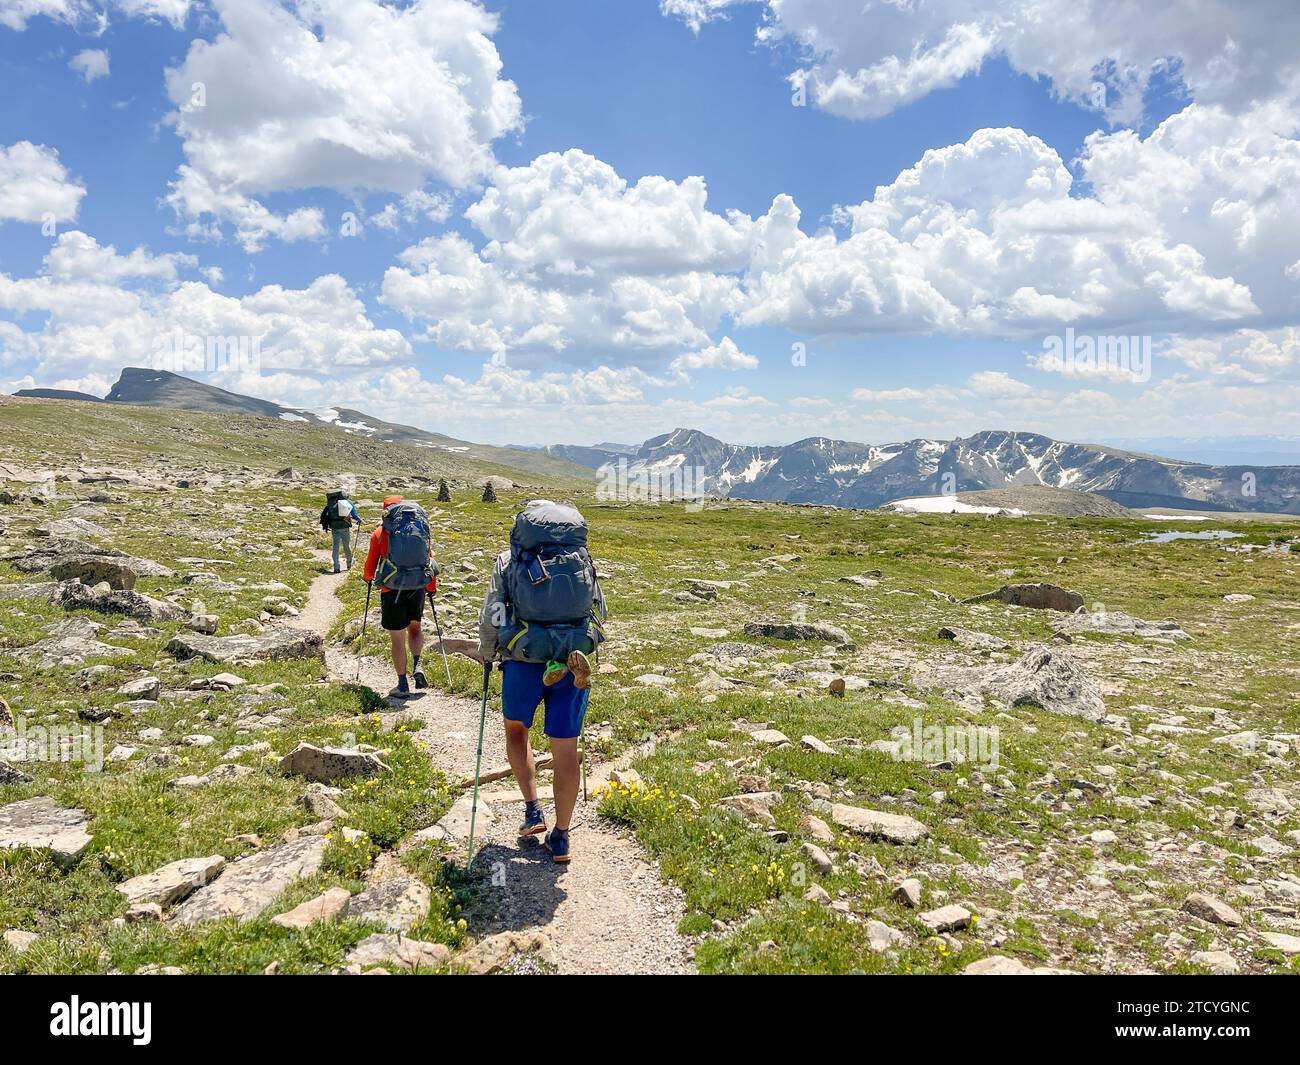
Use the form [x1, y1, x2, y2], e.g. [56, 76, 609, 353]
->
[586, 426, 1300, 513]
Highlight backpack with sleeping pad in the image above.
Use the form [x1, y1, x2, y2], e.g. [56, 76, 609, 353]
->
[376, 501, 433, 590]
[500, 500, 605, 662]
[321, 491, 354, 531]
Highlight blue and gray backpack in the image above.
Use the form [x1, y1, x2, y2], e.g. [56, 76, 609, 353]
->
[500, 500, 605, 662]
[376, 501, 433, 590]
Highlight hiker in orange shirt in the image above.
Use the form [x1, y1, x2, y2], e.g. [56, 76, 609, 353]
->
[363, 495, 438, 699]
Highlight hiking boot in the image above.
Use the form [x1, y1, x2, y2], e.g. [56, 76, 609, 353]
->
[544, 827, 571, 864]
[566, 649, 593, 690]
[519, 803, 547, 837]
[389, 676, 411, 700]
[413, 660, 427, 689]
[541, 659, 569, 686]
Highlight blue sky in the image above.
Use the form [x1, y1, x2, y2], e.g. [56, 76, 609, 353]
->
[1, 1, 1297, 452]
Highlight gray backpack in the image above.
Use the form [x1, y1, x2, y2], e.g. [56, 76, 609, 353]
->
[506, 500, 596, 624]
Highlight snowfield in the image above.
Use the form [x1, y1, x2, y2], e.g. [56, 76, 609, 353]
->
[884, 495, 1026, 516]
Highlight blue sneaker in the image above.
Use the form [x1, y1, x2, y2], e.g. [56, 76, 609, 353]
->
[519, 803, 547, 837]
[544, 828, 571, 864]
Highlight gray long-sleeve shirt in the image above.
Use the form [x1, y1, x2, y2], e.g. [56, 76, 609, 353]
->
[477, 550, 607, 662]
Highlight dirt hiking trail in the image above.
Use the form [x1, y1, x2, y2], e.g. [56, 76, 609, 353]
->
[289, 554, 694, 975]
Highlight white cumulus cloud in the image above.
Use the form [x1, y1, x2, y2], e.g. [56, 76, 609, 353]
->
[162, 0, 522, 251]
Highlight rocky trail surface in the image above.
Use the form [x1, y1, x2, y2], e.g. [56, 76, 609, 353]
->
[288, 553, 694, 975]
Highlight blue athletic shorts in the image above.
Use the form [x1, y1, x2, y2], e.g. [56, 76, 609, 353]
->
[501, 660, 589, 739]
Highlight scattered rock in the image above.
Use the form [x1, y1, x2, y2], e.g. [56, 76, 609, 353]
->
[116, 675, 161, 701]
[894, 878, 923, 908]
[919, 904, 971, 933]
[963, 955, 1031, 975]
[1182, 892, 1243, 927]
[1190, 950, 1238, 974]
[0, 796, 93, 868]
[347, 933, 450, 971]
[271, 887, 352, 930]
[116, 855, 227, 908]
[801, 735, 834, 754]
[801, 842, 833, 874]
[744, 620, 851, 644]
[347, 876, 431, 933]
[961, 583, 1084, 612]
[1260, 932, 1300, 955]
[801, 814, 834, 843]
[166, 629, 324, 665]
[938, 626, 1010, 652]
[3, 929, 39, 955]
[915, 643, 1105, 721]
[171, 837, 327, 925]
[866, 920, 905, 953]
[831, 803, 928, 844]
[454, 929, 553, 975]
[278, 742, 390, 783]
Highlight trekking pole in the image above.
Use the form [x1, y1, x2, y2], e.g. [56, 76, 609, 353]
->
[580, 718, 588, 803]
[427, 597, 455, 689]
[466, 660, 491, 872]
[356, 580, 373, 682]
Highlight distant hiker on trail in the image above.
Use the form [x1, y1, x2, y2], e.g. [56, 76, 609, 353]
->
[320, 490, 359, 574]
[363, 495, 439, 700]
[475, 499, 607, 864]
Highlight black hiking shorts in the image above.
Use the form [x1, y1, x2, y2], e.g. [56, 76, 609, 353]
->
[379, 588, 425, 631]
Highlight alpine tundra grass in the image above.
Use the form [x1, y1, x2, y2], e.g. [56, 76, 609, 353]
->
[1, 401, 1297, 974]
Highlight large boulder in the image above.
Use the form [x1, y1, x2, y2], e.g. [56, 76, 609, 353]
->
[166, 629, 323, 665]
[0, 796, 93, 869]
[830, 803, 928, 843]
[170, 837, 327, 925]
[743, 620, 852, 643]
[7, 538, 172, 585]
[914, 644, 1105, 721]
[1052, 611, 1189, 640]
[59, 581, 187, 622]
[962, 583, 1084, 612]
[15, 618, 129, 666]
[278, 742, 390, 783]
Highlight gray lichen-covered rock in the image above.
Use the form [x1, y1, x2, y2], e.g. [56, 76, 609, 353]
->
[914, 643, 1105, 721]
[116, 855, 227, 908]
[346, 876, 431, 933]
[166, 629, 323, 665]
[171, 837, 327, 925]
[743, 620, 851, 643]
[453, 929, 553, 975]
[830, 803, 928, 843]
[0, 796, 94, 868]
[962, 583, 1084, 612]
[279, 742, 390, 783]
[59, 581, 187, 622]
[7, 537, 173, 585]
[346, 933, 450, 971]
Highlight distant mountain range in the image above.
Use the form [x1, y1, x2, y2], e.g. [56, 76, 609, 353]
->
[14, 368, 584, 482]
[531, 427, 1299, 513]
[16, 373, 1297, 511]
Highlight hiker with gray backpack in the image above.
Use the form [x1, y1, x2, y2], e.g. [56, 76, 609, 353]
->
[475, 499, 607, 863]
[362, 495, 440, 700]
[319, 490, 359, 574]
